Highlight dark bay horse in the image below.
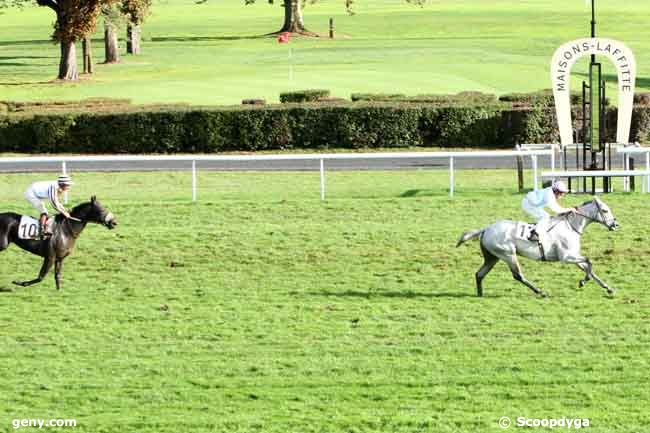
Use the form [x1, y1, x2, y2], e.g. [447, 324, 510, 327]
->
[0, 196, 117, 290]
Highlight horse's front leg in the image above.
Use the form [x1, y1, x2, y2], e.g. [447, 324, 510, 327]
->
[563, 255, 615, 295]
[575, 263, 591, 288]
[54, 259, 64, 291]
[13, 256, 54, 287]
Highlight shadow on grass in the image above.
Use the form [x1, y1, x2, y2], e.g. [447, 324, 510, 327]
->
[151, 35, 270, 43]
[0, 62, 35, 68]
[0, 55, 56, 69]
[0, 55, 55, 60]
[311, 289, 489, 299]
[0, 81, 55, 86]
[400, 189, 441, 198]
[0, 40, 53, 47]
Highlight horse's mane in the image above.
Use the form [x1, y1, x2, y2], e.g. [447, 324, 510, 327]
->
[549, 199, 595, 223]
[70, 201, 92, 214]
[580, 199, 595, 207]
[54, 201, 92, 222]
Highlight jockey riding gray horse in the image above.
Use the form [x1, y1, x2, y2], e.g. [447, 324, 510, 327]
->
[456, 197, 618, 297]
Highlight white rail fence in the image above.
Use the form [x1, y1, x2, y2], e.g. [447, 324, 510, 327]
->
[0, 149, 556, 201]
[543, 143, 650, 193]
[617, 145, 650, 192]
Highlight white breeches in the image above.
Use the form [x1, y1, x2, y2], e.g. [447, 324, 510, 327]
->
[521, 197, 549, 222]
[25, 191, 48, 215]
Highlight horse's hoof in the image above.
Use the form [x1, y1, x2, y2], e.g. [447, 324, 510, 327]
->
[607, 288, 616, 296]
[579, 280, 586, 288]
[12, 281, 25, 287]
[539, 291, 549, 298]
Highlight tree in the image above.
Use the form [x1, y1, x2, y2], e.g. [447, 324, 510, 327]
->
[101, 3, 121, 63]
[245, 0, 309, 35]
[1, 0, 110, 80]
[121, 0, 151, 55]
[245, 0, 426, 36]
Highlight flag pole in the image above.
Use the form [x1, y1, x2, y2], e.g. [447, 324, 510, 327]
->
[289, 46, 293, 83]
[590, 0, 596, 61]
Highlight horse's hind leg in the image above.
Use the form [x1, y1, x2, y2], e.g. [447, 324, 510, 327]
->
[476, 245, 498, 297]
[12, 256, 54, 288]
[505, 255, 547, 297]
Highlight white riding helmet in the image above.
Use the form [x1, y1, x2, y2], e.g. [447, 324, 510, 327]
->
[552, 179, 569, 193]
[58, 174, 73, 187]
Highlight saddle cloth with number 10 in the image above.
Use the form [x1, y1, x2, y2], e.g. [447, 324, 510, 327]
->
[18, 215, 55, 240]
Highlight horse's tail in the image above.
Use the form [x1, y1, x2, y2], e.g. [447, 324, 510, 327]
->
[456, 229, 484, 247]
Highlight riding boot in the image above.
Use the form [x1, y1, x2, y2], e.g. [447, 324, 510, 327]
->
[528, 229, 539, 242]
[38, 213, 48, 240]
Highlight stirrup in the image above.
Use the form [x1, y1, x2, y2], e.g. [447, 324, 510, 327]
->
[38, 225, 51, 240]
[537, 242, 547, 261]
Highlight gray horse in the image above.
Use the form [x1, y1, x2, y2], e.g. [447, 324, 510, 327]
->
[456, 197, 618, 297]
[0, 196, 117, 290]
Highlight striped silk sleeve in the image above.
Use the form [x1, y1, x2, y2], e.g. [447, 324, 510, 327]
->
[49, 185, 67, 214]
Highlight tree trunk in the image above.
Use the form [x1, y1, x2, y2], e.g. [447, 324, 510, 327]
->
[104, 22, 120, 63]
[82, 37, 94, 74]
[58, 41, 78, 80]
[126, 23, 141, 55]
[280, 0, 307, 33]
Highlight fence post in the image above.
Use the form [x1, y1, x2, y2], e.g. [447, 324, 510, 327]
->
[532, 155, 538, 192]
[515, 146, 524, 193]
[516, 156, 524, 193]
[550, 145, 556, 171]
[623, 153, 630, 192]
[645, 152, 650, 194]
[192, 160, 197, 202]
[449, 156, 454, 198]
[320, 159, 325, 201]
[61, 161, 68, 204]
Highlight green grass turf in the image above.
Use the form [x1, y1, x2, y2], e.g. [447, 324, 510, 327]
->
[0, 170, 648, 432]
[0, 0, 649, 105]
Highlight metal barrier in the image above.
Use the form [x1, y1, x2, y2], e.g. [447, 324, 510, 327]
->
[0, 149, 554, 200]
[616, 145, 650, 192]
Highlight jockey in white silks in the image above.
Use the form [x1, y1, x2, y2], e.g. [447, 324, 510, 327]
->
[24, 174, 74, 238]
[521, 179, 575, 248]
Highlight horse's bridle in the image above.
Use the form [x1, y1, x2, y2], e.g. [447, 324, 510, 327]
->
[566, 199, 614, 234]
[102, 212, 116, 228]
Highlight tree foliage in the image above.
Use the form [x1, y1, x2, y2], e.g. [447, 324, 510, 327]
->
[120, 0, 151, 25]
[2, 0, 111, 42]
[50, 0, 108, 43]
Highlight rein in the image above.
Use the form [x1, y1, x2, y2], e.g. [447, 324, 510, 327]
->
[564, 201, 605, 235]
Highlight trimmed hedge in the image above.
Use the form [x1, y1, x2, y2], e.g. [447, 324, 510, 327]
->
[351, 93, 406, 102]
[279, 90, 330, 103]
[634, 93, 650, 105]
[2, 103, 649, 153]
[499, 89, 593, 107]
[351, 91, 498, 105]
